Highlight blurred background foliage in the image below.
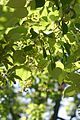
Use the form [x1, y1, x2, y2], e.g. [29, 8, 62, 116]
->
[0, 0, 80, 119]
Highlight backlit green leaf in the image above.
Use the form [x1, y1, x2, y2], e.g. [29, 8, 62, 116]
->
[64, 86, 76, 97]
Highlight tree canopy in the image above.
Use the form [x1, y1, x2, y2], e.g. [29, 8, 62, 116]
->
[0, 0, 80, 119]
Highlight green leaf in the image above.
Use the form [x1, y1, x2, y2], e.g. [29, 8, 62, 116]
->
[13, 50, 26, 64]
[66, 48, 80, 65]
[38, 59, 48, 70]
[48, 38, 56, 48]
[51, 61, 56, 70]
[58, 71, 66, 83]
[62, 21, 68, 35]
[8, 26, 27, 34]
[74, 3, 80, 16]
[6, 26, 27, 41]
[56, 61, 64, 69]
[16, 67, 31, 80]
[64, 86, 76, 97]
[23, 45, 34, 52]
[49, 15, 58, 21]
[49, 10, 59, 21]
[7, 0, 26, 8]
[52, 67, 62, 79]
[48, 61, 55, 72]
[48, 63, 62, 79]
[66, 72, 80, 86]
[67, 32, 76, 43]
[70, 9, 76, 19]
[13, 7, 28, 18]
